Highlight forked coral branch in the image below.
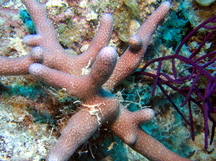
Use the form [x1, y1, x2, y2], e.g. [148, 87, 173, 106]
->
[0, 0, 190, 160]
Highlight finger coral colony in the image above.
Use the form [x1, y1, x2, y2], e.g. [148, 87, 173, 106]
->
[0, 0, 215, 161]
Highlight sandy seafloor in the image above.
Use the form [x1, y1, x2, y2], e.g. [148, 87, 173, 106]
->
[0, 0, 216, 160]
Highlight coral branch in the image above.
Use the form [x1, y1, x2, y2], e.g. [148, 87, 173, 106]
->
[0, 0, 191, 160]
[46, 110, 101, 161]
[104, 1, 171, 90]
[110, 105, 190, 161]
[0, 55, 35, 75]
[0, 1, 113, 76]
[29, 46, 117, 100]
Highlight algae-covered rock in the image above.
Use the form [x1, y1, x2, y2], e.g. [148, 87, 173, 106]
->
[195, 0, 216, 6]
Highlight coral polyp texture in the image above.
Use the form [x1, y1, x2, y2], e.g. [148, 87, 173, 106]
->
[0, 0, 201, 161]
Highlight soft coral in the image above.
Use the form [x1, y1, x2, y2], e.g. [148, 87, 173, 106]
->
[138, 15, 216, 149]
